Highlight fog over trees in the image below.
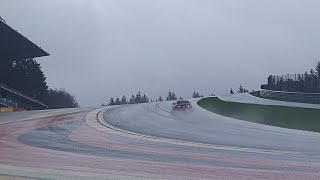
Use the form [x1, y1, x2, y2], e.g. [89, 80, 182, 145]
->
[192, 91, 204, 98]
[266, 61, 320, 93]
[106, 90, 211, 106]
[45, 89, 79, 109]
[0, 58, 79, 109]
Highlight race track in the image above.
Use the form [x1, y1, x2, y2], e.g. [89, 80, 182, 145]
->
[1, 99, 320, 179]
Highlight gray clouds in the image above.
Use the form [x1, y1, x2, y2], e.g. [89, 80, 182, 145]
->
[1, 0, 320, 106]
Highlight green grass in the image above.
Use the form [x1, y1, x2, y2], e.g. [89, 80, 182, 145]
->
[198, 97, 320, 133]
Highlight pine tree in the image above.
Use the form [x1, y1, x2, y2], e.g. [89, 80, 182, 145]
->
[316, 61, 320, 78]
[310, 68, 315, 80]
[129, 95, 135, 104]
[45, 89, 79, 109]
[120, 95, 127, 104]
[171, 91, 177, 100]
[237, 85, 248, 93]
[304, 71, 309, 90]
[108, 97, 115, 106]
[166, 91, 172, 101]
[238, 85, 244, 93]
[158, 96, 163, 101]
[230, 88, 234, 94]
[135, 91, 142, 103]
[115, 97, 120, 105]
[142, 94, 149, 103]
[192, 91, 202, 98]
[192, 91, 197, 98]
[9, 59, 48, 101]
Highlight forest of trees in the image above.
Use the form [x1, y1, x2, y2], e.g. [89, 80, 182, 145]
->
[45, 89, 79, 109]
[230, 85, 249, 94]
[166, 91, 177, 101]
[266, 61, 320, 93]
[0, 58, 79, 109]
[0, 58, 48, 101]
[192, 91, 204, 98]
[106, 90, 206, 106]
[107, 91, 150, 106]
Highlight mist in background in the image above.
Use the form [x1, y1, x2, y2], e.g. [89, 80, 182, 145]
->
[1, 0, 320, 106]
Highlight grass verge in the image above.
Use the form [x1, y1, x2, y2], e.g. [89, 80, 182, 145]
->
[198, 97, 320, 133]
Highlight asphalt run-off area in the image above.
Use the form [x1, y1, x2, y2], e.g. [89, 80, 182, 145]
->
[1, 94, 320, 179]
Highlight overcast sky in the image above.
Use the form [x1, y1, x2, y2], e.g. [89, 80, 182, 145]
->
[1, 0, 320, 106]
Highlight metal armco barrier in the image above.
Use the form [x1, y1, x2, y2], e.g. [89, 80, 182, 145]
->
[260, 89, 320, 104]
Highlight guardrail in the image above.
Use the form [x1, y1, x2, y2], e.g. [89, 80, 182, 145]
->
[0, 97, 38, 110]
[0, 83, 47, 108]
[260, 89, 320, 104]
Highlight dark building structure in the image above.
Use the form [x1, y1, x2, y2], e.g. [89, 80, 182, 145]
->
[0, 18, 49, 110]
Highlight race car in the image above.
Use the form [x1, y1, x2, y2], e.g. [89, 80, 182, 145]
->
[172, 100, 192, 111]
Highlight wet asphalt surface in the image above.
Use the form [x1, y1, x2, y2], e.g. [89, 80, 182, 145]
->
[2, 98, 320, 179]
[103, 101, 320, 155]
